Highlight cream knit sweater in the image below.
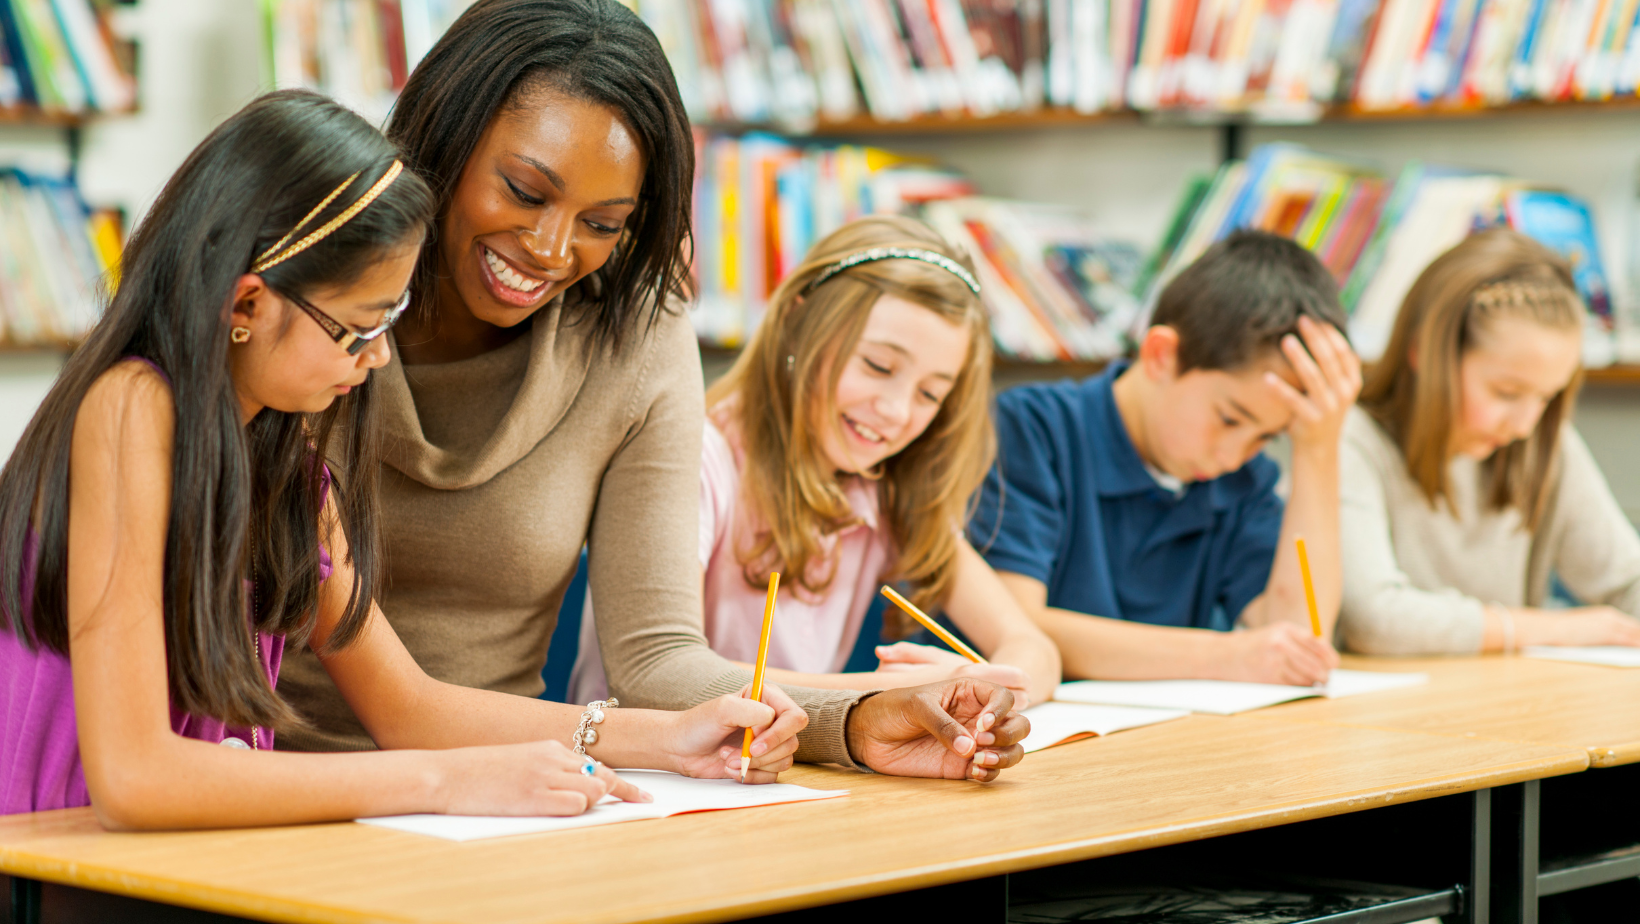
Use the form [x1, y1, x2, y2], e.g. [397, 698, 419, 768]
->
[277, 286, 865, 765]
[1338, 407, 1640, 655]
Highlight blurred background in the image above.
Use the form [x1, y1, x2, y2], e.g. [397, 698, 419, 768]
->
[2, 0, 1639, 517]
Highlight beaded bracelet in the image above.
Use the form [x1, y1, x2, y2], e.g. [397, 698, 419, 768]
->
[572, 698, 619, 756]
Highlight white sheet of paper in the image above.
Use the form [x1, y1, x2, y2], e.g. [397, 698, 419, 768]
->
[357, 770, 848, 842]
[1524, 646, 1640, 668]
[1020, 701, 1189, 752]
[1053, 669, 1428, 715]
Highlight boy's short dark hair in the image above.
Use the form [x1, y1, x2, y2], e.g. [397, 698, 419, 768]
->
[1152, 230, 1347, 374]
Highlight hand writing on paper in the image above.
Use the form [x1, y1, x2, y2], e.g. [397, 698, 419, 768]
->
[683, 683, 806, 783]
[1223, 622, 1339, 686]
[844, 679, 1029, 781]
[874, 642, 1032, 707]
[436, 739, 651, 816]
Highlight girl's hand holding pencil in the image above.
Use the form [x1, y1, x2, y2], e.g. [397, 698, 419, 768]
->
[873, 642, 1032, 707]
[665, 683, 806, 783]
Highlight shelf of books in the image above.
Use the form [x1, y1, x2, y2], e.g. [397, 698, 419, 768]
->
[642, 0, 1640, 136]
[0, 0, 134, 350]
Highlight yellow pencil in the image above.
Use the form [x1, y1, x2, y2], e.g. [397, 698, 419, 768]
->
[880, 586, 988, 664]
[741, 571, 779, 783]
[1296, 537, 1323, 638]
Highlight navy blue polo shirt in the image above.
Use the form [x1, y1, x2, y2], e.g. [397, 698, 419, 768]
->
[969, 361, 1283, 631]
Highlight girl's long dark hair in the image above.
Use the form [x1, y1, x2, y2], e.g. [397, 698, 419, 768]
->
[0, 90, 435, 730]
[387, 0, 694, 351]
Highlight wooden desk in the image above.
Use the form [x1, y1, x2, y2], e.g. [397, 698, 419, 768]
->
[0, 715, 1585, 924]
[1251, 655, 1640, 767]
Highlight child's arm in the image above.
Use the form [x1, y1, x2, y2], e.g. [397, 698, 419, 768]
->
[929, 538, 1061, 705]
[312, 501, 808, 783]
[995, 572, 1335, 684]
[1235, 318, 1362, 640]
[68, 366, 644, 831]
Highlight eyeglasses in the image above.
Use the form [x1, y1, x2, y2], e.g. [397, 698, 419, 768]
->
[282, 288, 411, 356]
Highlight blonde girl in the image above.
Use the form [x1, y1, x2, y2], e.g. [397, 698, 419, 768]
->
[575, 216, 1060, 708]
[1338, 228, 1640, 655]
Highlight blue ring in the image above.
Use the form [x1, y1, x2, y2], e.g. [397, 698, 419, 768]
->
[580, 759, 598, 776]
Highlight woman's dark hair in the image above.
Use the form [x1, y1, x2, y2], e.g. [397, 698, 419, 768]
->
[0, 89, 435, 730]
[387, 0, 693, 351]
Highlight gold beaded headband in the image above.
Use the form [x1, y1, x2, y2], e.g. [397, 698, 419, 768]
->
[805, 246, 982, 296]
[1469, 279, 1579, 311]
[250, 160, 406, 274]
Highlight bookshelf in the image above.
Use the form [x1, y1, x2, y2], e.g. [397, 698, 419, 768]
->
[789, 96, 1640, 141]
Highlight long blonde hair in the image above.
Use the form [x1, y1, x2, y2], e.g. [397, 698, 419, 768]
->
[1359, 228, 1584, 529]
[707, 216, 994, 633]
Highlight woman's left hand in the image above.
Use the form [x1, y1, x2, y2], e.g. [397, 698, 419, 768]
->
[666, 683, 808, 783]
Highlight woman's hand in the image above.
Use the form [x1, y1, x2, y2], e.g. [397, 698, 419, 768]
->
[1516, 606, 1640, 648]
[844, 679, 1029, 781]
[665, 684, 807, 783]
[435, 739, 650, 816]
[874, 642, 1032, 706]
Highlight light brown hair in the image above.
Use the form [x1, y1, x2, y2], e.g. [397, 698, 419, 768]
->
[1359, 228, 1585, 529]
[707, 216, 993, 634]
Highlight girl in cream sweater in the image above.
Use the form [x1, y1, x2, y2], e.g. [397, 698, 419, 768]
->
[1339, 228, 1640, 656]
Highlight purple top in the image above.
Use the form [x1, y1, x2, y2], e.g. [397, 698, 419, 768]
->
[0, 531, 333, 816]
[0, 359, 336, 815]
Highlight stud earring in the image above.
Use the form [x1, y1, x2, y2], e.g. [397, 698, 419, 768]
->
[786, 354, 795, 373]
[230, 327, 251, 343]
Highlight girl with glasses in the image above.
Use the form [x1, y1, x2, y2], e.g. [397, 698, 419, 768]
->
[0, 90, 803, 828]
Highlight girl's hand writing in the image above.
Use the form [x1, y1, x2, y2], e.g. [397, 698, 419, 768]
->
[874, 642, 1032, 706]
[435, 739, 650, 816]
[673, 683, 806, 783]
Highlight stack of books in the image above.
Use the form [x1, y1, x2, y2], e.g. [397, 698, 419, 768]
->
[266, 0, 474, 124]
[691, 130, 1144, 361]
[691, 130, 976, 345]
[924, 197, 1142, 360]
[1147, 143, 1614, 362]
[0, 167, 120, 345]
[0, 0, 135, 114]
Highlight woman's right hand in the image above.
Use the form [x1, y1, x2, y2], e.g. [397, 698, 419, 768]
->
[435, 739, 651, 816]
[874, 642, 1032, 706]
[1220, 622, 1339, 686]
[1517, 606, 1640, 648]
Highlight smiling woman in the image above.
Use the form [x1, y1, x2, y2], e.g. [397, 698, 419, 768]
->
[271, 0, 1033, 779]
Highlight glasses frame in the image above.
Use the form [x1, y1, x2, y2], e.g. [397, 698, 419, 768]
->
[281, 288, 411, 356]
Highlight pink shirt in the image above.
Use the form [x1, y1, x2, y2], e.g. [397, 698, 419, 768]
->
[569, 418, 893, 701]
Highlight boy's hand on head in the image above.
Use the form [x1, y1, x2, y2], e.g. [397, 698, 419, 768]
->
[1223, 622, 1339, 686]
[1263, 316, 1362, 457]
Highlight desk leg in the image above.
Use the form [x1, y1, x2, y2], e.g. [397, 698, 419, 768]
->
[1491, 780, 1540, 924]
[1470, 787, 1491, 924]
[9, 875, 41, 924]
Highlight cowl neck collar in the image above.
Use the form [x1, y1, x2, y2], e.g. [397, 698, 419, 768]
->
[377, 293, 594, 490]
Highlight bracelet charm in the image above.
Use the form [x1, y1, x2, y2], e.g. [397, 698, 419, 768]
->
[572, 698, 618, 756]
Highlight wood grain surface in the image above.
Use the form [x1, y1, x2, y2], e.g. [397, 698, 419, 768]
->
[1252, 655, 1640, 767]
[0, 715, 1586, 924]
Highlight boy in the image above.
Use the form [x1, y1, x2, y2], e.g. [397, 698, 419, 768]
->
[970, 231, 1361, 685]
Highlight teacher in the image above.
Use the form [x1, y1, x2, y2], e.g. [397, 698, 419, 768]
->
[276, 0, 1026, 778]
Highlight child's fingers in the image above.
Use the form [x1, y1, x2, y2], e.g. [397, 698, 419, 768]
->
[1263, 370, 1319, 422]
[1281, 332, 1332, 405]
[1297, 318, 1351, 395]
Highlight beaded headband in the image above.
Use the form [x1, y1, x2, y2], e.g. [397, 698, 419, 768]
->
[250, 160, 406, 274]
[805, 246, 982, 296]
[1469, 279, 1580, 311]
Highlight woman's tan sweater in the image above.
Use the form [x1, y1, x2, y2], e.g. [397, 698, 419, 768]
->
[276, 288, 864, 765]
